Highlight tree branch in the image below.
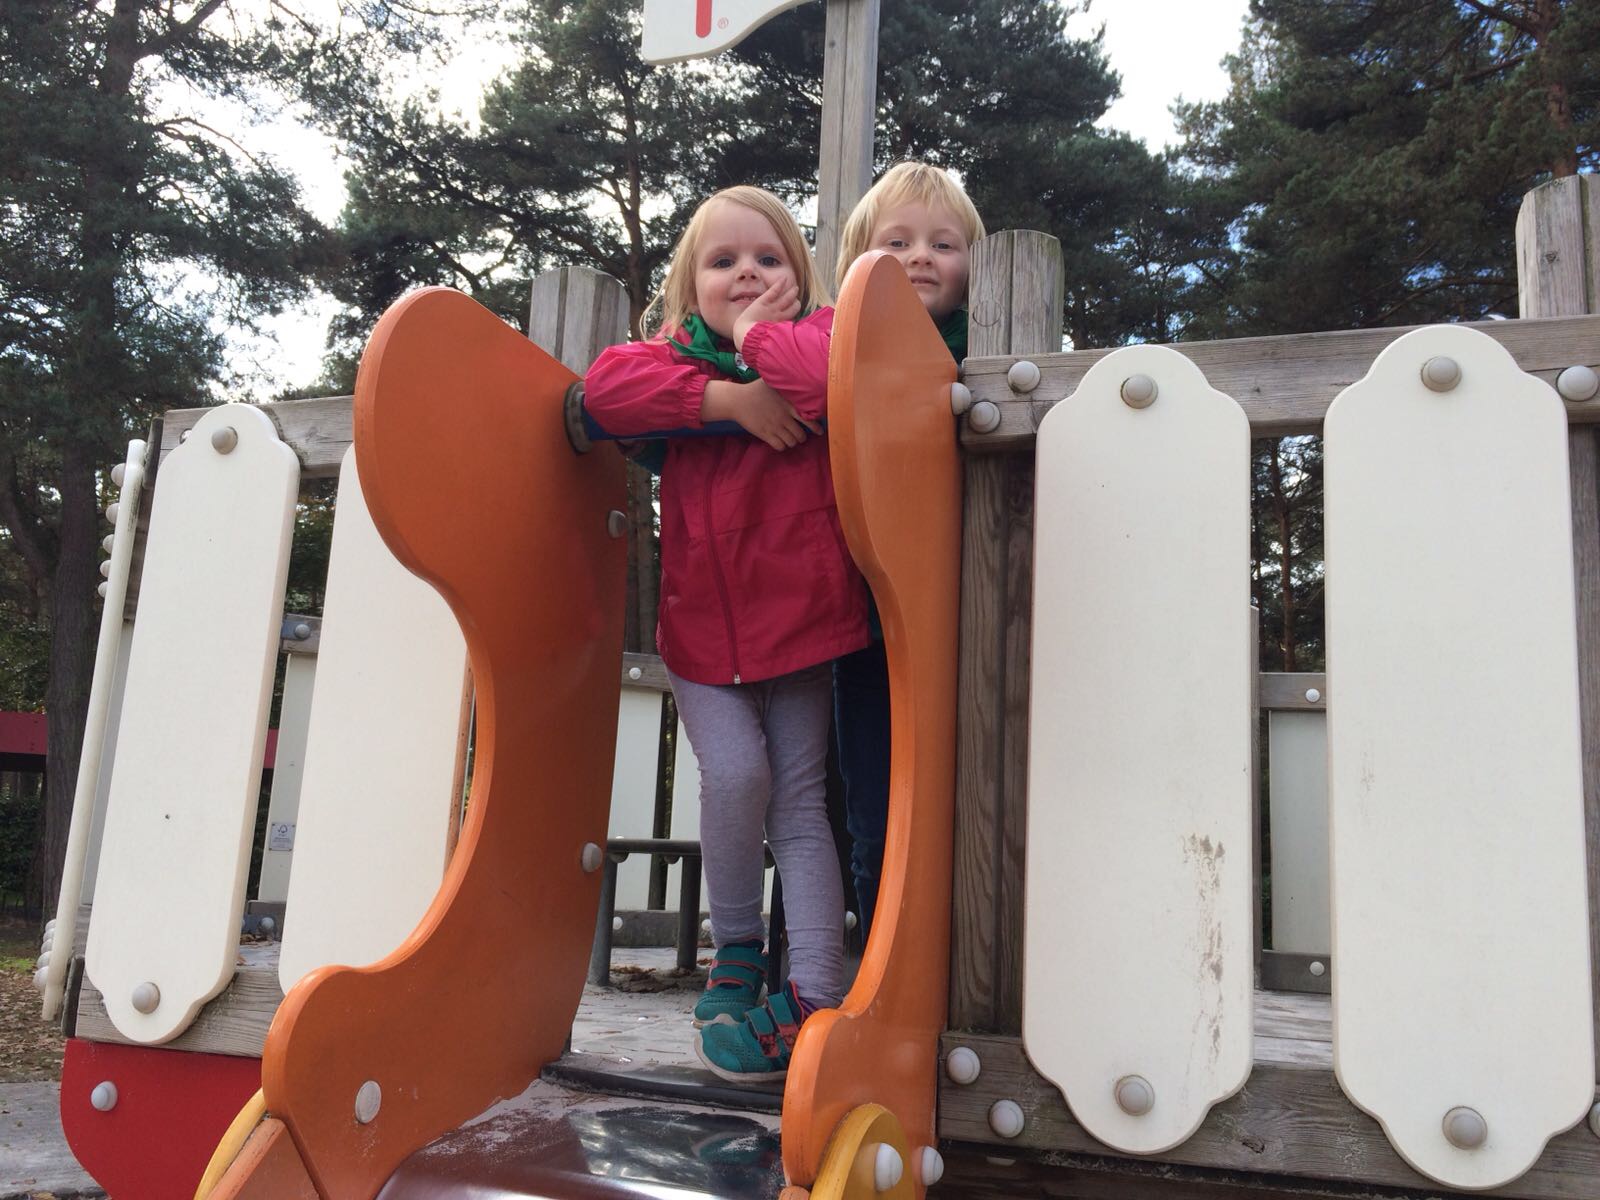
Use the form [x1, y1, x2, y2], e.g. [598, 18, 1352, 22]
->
[0, 445, 54, 593]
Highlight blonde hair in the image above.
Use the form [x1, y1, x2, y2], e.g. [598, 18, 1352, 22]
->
[647, 186, 831, 337]
[835, 161, 986, 289]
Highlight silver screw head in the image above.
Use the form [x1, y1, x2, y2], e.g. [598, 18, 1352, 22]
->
[606, 510, 627, 538]
[1442, 1106, 1487, 1149]
[210, 425, 239, 454]
[1115, 1074, 1155, 1116]
[580, 842, 604, 873]
[355, 1079, 382, 1124]
[130, 981, 160, 1014]
[90, 1081, 118, 1112]
[1007, 360, 1042, 393]
[950, 381, 974, 415]
[1421, 356, 1462, 392]
[1120, 374, 1158, 409]
[1556, 364, 1599, 402]
[967, 400, 1002, 434]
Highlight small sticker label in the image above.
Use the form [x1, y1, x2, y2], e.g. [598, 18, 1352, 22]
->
[268, 822, 296, 852]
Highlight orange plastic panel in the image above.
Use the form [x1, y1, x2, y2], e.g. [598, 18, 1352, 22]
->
[782, 253, 962, 1188]
[209, 1118, 319, 1200]
[258, 287, 627, 1198]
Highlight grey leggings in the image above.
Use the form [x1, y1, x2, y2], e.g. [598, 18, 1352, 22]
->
[669, 662, 844, 1007]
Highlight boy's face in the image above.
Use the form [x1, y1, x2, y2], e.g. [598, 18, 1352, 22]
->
[868, 200, 971, 322]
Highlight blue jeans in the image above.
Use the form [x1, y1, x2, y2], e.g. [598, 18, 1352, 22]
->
[832, 640, 891, 944]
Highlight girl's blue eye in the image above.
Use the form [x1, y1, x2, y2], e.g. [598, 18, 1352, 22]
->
[934, 242, 953, 251]
[886, 238, 908, 249]
[711, 256, 733, 268]
[759, 255, 782, 267]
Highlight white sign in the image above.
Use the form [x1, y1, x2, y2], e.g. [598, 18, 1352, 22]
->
[641, 0, 818, 64]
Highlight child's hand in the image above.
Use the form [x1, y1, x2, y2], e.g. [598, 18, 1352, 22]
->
[704, 379, 820, 451]
[732, 280, 802, 352]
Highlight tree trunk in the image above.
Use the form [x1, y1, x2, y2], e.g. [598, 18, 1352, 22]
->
[1268, 440, 1297, 672]
[41, 447, 100, 915]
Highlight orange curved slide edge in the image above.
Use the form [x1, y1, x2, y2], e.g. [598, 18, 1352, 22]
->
[209, 1118, 319, 1200]
[256, 287, 627, 1198]
[782, 253, 963, 1191]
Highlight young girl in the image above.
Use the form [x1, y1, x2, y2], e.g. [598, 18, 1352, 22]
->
[831, 163, 985, 943]
[583, 186, 865, 1082]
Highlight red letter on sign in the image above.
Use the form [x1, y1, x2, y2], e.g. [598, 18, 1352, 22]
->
[696, 0, 712, 36]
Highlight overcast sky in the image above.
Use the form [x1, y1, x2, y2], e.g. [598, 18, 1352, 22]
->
[231, 0, 1253, 393]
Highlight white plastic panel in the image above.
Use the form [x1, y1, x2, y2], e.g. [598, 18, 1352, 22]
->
[1266, 710, 1329, 955]
[86, 406, 298, 1043]
[1325, 325, 1593, 1190]
[640, 0, 813, 63]
[256, 653, 317, 905]
[279, 446, 468, 992]
[1026, 344, 1253, 1154]
[609, 687, 665, 909]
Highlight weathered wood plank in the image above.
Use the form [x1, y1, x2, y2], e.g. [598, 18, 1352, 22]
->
[813, 0, 879, 286]
[622, 652, 670, 692]
[937, 1031, 1600, 1199]
[74, 942, 282, 1058]
[1517, 176, 1596, 320]
[1259, 672, 1326, 710]
[995, 456, 1033, 1035]
[158, 395, 352, 476]
[958, 315, 1600, 449]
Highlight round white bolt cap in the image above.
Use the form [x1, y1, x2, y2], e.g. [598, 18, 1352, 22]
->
[1304, 687, 1321, 704]
[1443, 1106, 1487, 1149]
[844, 911, 858, 931]
[102, 535, 115, 553]
[606, 510, 627, 538]
[1421, 356, 1461, 392]
[580, 842, 604, 873]
[96, 582, 109, 598]
[355, 1080, 382, 1124]
[32, 967, 47, 991]
[1557, 364, 1600, 402]
[1115, 1074, 1155, 1116]
[700, 918, 712, 935]
[99, 560, 112, 579]
[611, 915, 623, 931]
[628, 666, 643, 681]
[967, 400, 1002, 434]
[950, 381, 974, 415]
[988, 1099, 1025, 1139]
[37, 951, 50, 969]
[105, 502, 120, 526]
[1309, 960, 1326, 977]
[44, 919, 56, 935]
[131, 981, 160, 1013]
[1121, 374, 1158, 409]
[1588, 1100, 1599, 1138]
[211, 425, 239, 454]
[90, 1081, 118, 1112]
[292, 622, 312, 641]
[1007, 360, 1041, 393]
[110, 463, 126, 487]
[872, 1143, 903, 1191]
[916, 1146, 945, 1186]
[945, 1045, 981, 1085]
[259, 916, 277, 934]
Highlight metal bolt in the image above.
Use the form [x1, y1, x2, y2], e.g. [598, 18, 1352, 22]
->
[1421, 356, 1461, 392]
[1120, 374, 1158, 409]
[1556, 364, 1600, 402]
[1442, 1106, 1487, 1150]
[1115, 1074, 1155, 1116]
[945, 1046, 981, 1085]
[110, 464, 126, 487]
[1007, 360, 1041, 393]
[1305, 687, 1321, 704]
[916, 1146, 945, 1186]
[211, 426, 239, 454]
[90, 1082, 118, 1112]
[967, 400, 1002, 434]
[131, 982, 160, 1014]
[580, 842, 604, 873]
[355, 1080, 382, 1124]
[105, 502, 120, 526]
[950, 381, 974, 415]
[872, 1143, 904, 1191]
[606, 510, 627, 539]
[988, 1099, 1025, 1139]
[1309, 960, 1326, 977]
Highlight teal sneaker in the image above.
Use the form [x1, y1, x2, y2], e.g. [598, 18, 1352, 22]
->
[694, 983, 814, 1083]
[692, 942, 767, 1027]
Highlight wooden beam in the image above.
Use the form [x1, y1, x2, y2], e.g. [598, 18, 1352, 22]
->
[958, 314, 1600, 449]
[937, 1031, 1600, 1199]
[1258, 673, 1326, 711]
[158, 396, 352, 477]
[813, 0, 879, 288]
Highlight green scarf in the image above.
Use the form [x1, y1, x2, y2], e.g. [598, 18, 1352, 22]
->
[939, 308, 968, 362]
[671, 314, 759, 382]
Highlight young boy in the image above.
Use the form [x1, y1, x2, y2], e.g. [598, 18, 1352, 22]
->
[833, 162, 985, 942]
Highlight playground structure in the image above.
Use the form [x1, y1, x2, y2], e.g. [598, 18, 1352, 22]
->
[31, 173, 1600, 1199]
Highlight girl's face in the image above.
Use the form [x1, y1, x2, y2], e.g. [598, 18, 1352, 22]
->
[692, 201, 799, 339]
[869, 200, 971, 321]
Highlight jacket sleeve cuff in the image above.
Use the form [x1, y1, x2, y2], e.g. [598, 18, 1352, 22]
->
[740, 321, 775, 373]
[676, 370, 709, 426]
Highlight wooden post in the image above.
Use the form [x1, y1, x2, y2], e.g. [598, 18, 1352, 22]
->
[1515, 173, 1600, 1082]
[813, 0, 879, 289]
[950, 230, 1063, 1032]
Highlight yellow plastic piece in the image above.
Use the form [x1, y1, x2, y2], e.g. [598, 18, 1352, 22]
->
[193, 1088, 266, 1200]
[808, 1103, 916, 1200]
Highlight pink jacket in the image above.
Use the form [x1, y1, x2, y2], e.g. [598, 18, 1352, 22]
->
[584, 309, 868, 685]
